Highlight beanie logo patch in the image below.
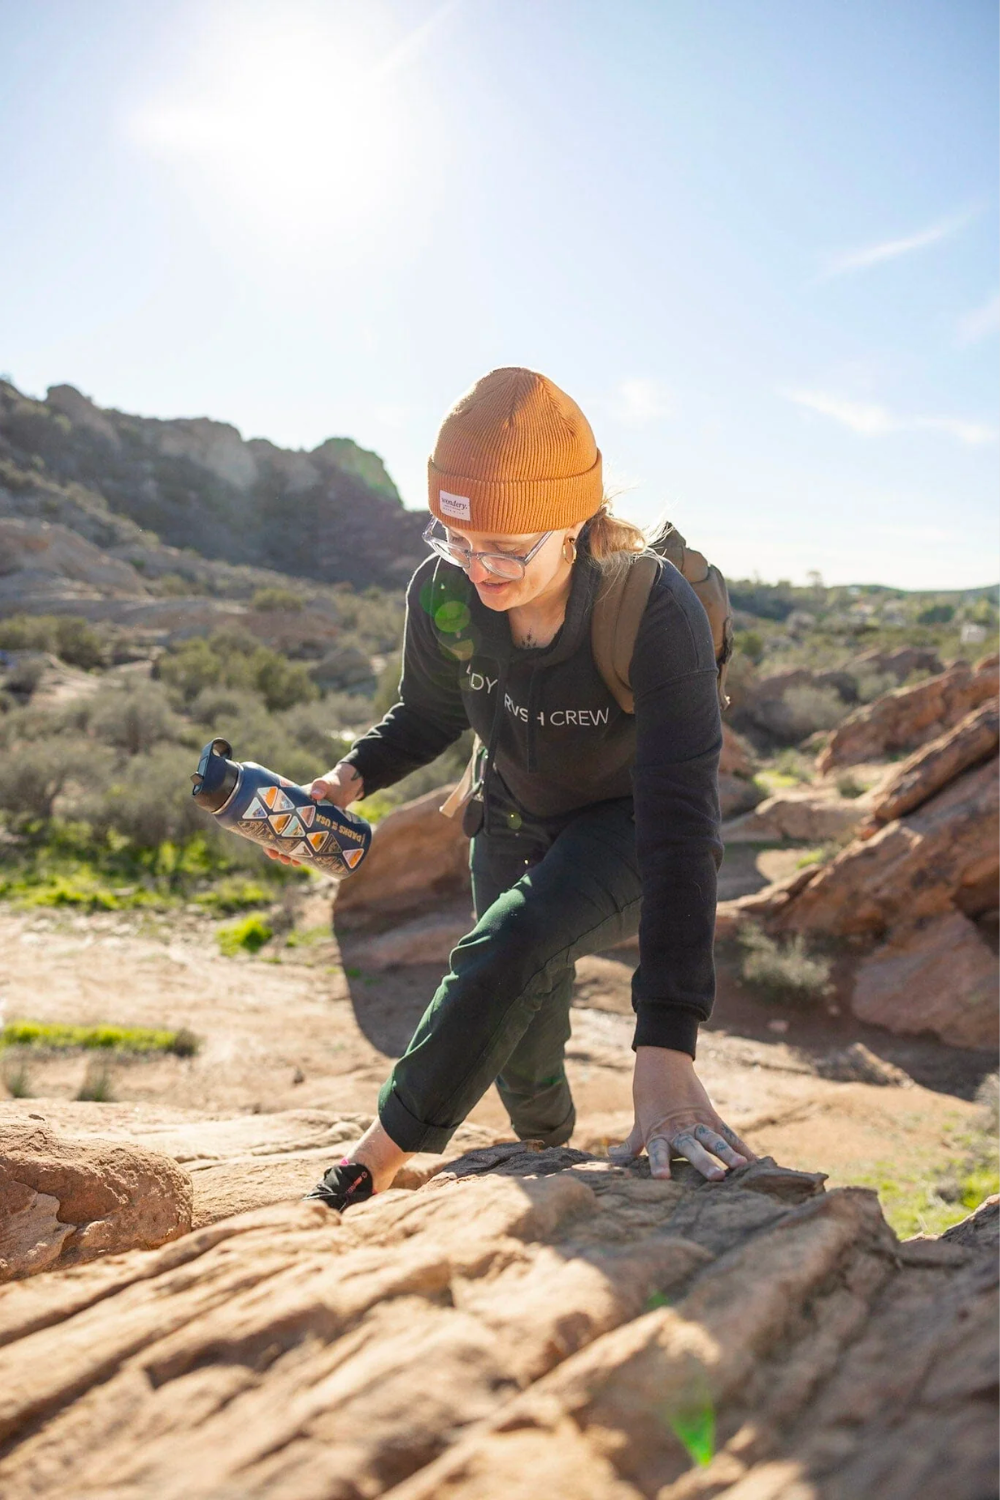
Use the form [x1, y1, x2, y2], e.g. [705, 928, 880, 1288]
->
[439, 490, 472, 522]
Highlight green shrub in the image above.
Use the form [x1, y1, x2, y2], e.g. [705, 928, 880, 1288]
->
[779, 685, 847, 742]
[86, 743, 210, 848]
[218, 913, 273, 956]
[196, 876, 270, 913]
[0, 735, 101, 821]
[734, 629, 765, 665]
[836, 772, 865, 799]
[252, 649, 317, 712]
[2, 1058, 33, 1097]
[2, 1019, 198, 1053]
[737, 925, 832, 1003]
[53, 617, 105, 670]
[89, 679, 179, 755]
[0, 614, 105, 669]
[76, 1059, 116, 1102]
[251, 587, 303, 612]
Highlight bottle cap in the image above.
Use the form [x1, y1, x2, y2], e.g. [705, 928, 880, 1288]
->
[191, 738, 240, 811]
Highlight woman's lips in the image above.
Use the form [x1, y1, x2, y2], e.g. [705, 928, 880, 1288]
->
[475, 579, 511, 595]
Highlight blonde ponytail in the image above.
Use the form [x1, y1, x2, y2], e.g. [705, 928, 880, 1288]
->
[583, 499, 647, 569]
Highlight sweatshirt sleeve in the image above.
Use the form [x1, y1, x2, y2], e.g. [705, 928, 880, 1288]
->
[628, 567, 723, 1058]
[340, 560, 470, 796]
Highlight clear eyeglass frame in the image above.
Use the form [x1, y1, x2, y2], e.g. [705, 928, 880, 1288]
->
[422, 518, 554, 581]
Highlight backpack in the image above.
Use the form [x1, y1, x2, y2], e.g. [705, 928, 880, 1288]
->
[438, 524, 732, 819]
[591, 524, 734, 712]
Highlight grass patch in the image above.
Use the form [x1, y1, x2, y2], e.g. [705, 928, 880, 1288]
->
[284, 925, 330, 948]
[218, 913, 273, 956]
[2, 1057, 33, 1097]
[857, 1075, 998, 1239]
[2, 1020, 199, 1055]
[76, 1059, 116, 1102]
[0, 820, 306, 913]
[195, 877, 271, 914]
[737, 924, 832, 1003]
[836, 772, 866, 799]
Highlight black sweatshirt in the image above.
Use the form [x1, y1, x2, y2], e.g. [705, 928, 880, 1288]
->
[342, 542, 723, 1056]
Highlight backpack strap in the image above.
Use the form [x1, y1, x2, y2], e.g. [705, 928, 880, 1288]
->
[591, 544, 734, 713]
[590, 552, 661, 714]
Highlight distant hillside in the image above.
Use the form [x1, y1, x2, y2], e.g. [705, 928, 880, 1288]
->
[0, 380, 425, 589]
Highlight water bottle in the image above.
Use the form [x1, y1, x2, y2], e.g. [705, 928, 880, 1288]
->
[190, 738, 372, 877]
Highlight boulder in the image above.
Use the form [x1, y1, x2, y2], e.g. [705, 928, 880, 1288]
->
[731, 665, 856, 742]
[334, 786, 472, 929]
[861, 699, 999, 831]
[846, 644, 943, 683]
[347, 908, 473, 970]
[0, 1146, 994, 1499]
[773, 756, 998, 939]
[818, 654, 999, 772]
[722, 786, 866, 844]
[719, 724, 755, 778]
[851, 911, 998, 1050]
[0, 1120, 192, 1282]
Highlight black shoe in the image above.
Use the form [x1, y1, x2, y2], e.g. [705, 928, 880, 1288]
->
[304, 1159, 375, 1211]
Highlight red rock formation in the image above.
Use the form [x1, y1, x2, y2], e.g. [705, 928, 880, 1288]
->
[817, 654, 998, 772]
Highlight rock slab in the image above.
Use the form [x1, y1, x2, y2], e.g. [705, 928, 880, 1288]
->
[0, 1146, 994, 1499]
[0, 1120, 192, 1282]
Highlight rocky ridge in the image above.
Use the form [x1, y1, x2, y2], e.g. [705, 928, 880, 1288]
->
[719, 664, 1000, 1049]
[0, 379, 425, 591]
[0, 1135, 995, 1500]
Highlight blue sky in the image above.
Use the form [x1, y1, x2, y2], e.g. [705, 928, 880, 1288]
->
[1, 0, 996, 587]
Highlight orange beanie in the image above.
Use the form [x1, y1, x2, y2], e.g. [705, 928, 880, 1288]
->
[428, 367, 603, 534]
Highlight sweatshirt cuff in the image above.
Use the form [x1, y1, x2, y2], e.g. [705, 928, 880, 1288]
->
[631, 1004, 701, 1058]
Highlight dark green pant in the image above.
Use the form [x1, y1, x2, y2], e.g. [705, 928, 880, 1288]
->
[378, 794, 642, 1153]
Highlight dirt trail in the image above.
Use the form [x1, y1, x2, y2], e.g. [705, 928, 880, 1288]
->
[2, 901, 992, 1235]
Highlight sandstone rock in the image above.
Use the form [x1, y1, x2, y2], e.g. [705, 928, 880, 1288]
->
[0, 1147, 993, 1500]
[816, 1042, 913, 1086]
[334, 786, 472, 929]
[719, 724, 755, 778]
[851, 911, 998, 1050]
[0, 1104, 504, 1231]
[774, 756, 998, 939]
[0, 1121, 192, 1282]
[349, 908, 473, 969]
[717, 771, 762, 819]
[817, 654, 999, 772]
[846, 644, 943, 683]
[862, 699, 999, 830]
[731, 665, 856, 742]
[722, 786, 865, 844]
[0, 517, 148, 602]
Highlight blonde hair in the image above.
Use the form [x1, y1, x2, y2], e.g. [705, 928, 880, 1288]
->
[582, 499, 647, 569]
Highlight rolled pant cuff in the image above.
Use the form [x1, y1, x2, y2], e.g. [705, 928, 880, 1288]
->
[378, 1081, 458, 1155]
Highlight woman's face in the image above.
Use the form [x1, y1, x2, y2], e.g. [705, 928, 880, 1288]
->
[446, 526, 580, 612]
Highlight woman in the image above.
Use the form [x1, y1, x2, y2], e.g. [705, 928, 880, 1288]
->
[286, 367, 754, 1209]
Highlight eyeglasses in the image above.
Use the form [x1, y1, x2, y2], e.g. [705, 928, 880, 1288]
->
[423, 519, 554, 581]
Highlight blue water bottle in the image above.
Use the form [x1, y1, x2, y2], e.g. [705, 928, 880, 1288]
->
[190, 738, 372, 877]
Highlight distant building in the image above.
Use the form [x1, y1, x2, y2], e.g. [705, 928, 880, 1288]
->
[960, 622, 989, 645]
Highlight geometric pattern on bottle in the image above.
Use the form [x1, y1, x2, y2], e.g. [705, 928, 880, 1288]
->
[261, 786, 295, 813]
[242, 797, 269, 820]
[342, 846, 365, 869]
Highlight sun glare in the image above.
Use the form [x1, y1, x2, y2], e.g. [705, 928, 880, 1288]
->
[130, 5, 444, 246]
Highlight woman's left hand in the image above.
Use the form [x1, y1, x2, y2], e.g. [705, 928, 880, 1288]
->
[609, 1045, 756, 1182]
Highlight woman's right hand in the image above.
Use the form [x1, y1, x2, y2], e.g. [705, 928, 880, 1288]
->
[265, 762, 364, 866]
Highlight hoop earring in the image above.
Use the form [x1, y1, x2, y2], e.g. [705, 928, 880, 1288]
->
[562, 536, 578, 565]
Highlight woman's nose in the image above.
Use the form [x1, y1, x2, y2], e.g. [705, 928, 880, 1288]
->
[467, 556, 491, 584]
